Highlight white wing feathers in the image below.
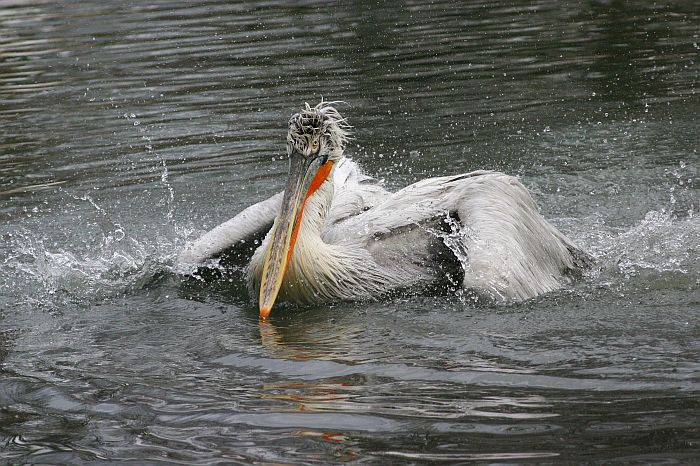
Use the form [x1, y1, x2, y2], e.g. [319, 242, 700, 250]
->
[327, 162, 389, 225]
[174, 191, 283, 273]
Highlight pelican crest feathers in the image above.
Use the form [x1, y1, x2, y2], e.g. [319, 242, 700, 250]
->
[287, 101, 352, 155]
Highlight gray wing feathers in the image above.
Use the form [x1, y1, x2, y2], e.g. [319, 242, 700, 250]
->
[322, 172, 481, 243]
[326, 170, 587, 302]
[174, 192, 283, 273]
[452, 173, 585, 301]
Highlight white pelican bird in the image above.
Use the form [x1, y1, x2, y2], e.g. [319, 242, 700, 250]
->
[177, 102, 590, 319]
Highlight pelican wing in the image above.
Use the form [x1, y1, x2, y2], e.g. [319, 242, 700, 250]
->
[324, 170, 591, 302]
[175, 191, 284, 273]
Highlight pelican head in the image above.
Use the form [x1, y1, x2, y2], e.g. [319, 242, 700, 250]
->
[258, 102, 350, 319]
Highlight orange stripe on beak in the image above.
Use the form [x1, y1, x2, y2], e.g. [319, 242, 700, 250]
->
[285, 160, 334, 271]
[258, 159, 334, 320]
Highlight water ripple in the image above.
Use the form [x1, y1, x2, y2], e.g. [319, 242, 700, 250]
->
[214, 353, 696, 392]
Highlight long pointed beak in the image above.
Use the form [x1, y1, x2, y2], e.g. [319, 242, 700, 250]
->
[258, 151, 334, 319]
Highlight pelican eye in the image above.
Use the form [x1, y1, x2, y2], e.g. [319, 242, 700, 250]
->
[310, 139, 319, 153]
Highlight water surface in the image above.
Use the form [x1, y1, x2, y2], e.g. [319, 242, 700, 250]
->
[1, 0, 698, 463]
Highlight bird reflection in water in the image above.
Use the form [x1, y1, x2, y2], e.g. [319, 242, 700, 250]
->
[257, 314, 369, 362]
[256, 318, 361, 449]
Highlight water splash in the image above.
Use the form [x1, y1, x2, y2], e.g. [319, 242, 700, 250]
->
[159, 159, 176, 222]
[568, 208, 700, 301]
[606, 210, 699, 276]
[4, 230, 160, 307]
[1, 194, 194, 311]
[424, 216, 484, 304]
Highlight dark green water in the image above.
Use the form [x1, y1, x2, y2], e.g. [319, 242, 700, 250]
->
[1, 0, 698, 463]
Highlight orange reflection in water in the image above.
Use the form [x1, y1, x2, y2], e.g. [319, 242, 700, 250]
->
[257, 317, 368, 361]
[256, 319, 367, 446]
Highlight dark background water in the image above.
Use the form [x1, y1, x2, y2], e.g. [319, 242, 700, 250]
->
[1, 0, 698, 463]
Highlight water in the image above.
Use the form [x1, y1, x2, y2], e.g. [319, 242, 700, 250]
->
[1, 0, 698, 463]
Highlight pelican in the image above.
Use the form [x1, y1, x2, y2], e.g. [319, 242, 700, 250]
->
[176, 102, 591, 319]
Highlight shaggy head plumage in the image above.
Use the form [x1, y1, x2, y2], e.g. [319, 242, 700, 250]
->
[287, 101, 351, 161]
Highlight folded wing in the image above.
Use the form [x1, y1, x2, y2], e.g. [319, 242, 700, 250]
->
[323, 170, 591, 302]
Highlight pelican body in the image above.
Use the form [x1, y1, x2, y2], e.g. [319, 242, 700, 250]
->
[177, 102, 591, 318]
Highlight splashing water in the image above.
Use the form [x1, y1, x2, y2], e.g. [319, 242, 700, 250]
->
[609, 210, 698, 275]
[1, 191, 195, 312]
